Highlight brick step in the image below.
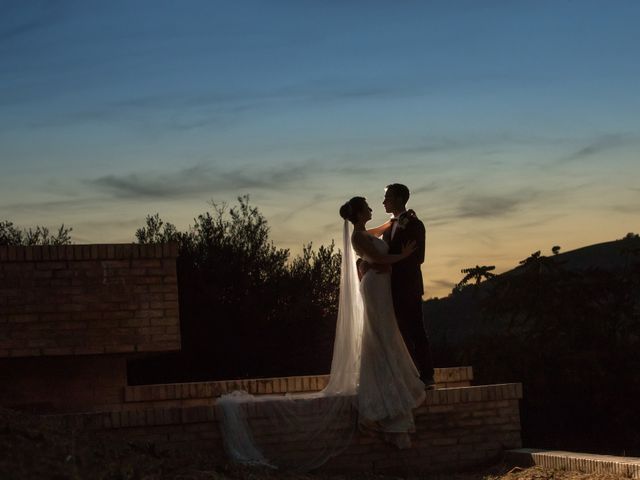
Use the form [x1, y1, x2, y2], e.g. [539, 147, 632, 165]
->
[506, 448, 640, 479]
[124, 366, 474, 405]
[49, 382, 522, 474]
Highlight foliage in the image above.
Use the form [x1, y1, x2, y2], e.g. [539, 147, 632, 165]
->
[430, 237, 640, 455]
[134, 213, 180, 244]
[128, 196, 342, 383]
[454, 265, 496, 293]
[0, 220, 73, 246]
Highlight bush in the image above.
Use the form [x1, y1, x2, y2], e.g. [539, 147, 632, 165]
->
[0, 221, 72, 246]
[128, 196, 342, 383]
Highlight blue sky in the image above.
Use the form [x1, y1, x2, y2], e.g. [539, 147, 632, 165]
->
[1, 0, 639, 297]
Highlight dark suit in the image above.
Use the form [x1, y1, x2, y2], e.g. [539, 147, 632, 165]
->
[383, 212, 434, 381]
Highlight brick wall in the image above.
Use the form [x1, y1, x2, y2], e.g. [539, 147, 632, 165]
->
[0, 243, 180, 357]
[51, 383, 523, 475]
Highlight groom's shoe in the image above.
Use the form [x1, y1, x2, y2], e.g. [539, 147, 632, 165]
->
[422, 377, 436, 390]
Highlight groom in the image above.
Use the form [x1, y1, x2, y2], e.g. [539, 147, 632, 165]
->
[381, 183, 435, 389]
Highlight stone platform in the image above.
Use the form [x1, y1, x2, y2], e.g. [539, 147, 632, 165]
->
[50, 381, 523, 474]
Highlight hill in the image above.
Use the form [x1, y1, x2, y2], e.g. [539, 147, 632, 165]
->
[423, 234, 640, 456]
[424, 234, 640, 351]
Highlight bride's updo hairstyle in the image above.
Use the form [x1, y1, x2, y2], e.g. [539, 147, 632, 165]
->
[339, 196, 367, 224]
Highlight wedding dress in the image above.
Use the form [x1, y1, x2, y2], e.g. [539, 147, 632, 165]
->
[357, 233, 426, 447]
[217, 221, 425, 470]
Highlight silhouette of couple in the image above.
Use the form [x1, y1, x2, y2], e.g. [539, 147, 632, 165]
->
[218, 183, 435, 465]
[339, 183, 434, 446]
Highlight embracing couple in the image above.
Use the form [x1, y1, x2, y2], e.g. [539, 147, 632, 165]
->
[218, 183, 435, 467]
[339, 183, 434, 447]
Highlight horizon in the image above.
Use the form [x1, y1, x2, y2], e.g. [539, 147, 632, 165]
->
[1, 1, 639, 298]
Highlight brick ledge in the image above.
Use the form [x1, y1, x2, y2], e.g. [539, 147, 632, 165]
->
[124, 366, 475, 402]
[506, 448, 640, 479]
[49, 382, 521, 430]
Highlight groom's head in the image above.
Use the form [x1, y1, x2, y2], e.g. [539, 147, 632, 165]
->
[383, 183, 410, 214]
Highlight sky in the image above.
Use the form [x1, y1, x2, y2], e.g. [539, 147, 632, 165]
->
[1, 0, 639, 298]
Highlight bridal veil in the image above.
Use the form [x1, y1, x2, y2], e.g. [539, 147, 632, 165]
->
[217, 220, 364, 470]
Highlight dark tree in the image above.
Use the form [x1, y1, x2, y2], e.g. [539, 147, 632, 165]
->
[456, 265, 496, 288]
[128, 196, 342, 384]
[0, 220, 72, 246]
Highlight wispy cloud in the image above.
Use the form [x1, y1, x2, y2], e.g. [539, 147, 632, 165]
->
[424, 189, 544, 226]
[411, 182, 442, 195]
[0, 197, 102, 215]
[269, 193, 332, 224]
[0, 1, 62, 42]
[558, 134, 635, 164]
[456, 192, 536, 219]
[429, 278, 456, 292]
[608, 203, 639, 214]
[86, 161, 333, 200]
[15, 79, 426, 132]
[88, 166, 211, 199]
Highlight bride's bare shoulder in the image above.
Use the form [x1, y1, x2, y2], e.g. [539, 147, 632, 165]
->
[351, 231, 375, 251]
[352, 230, 373, 241]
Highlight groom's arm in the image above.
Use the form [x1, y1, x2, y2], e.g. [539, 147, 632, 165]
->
[406, 219, 426, 265]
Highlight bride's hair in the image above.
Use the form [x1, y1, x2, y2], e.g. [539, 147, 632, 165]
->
[339, 196, 367, 224]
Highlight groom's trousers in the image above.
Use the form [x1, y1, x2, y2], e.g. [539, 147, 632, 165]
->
[392, 292, 435, 382]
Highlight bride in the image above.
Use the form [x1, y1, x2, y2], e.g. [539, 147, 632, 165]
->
[339, 196, 426, 447]
[217, 196, 427, 469]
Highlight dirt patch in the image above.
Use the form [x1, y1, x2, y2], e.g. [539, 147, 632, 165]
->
[488, 466, 631, 480]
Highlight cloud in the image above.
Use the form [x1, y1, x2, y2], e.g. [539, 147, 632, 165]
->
[429, 278, 456, 291]
[424, 189, 544, 226]
[456, 194, 526, 218]
[608, 204, 639, 214]
[15, 79, 421, 133]
[0, 1, 62, 42]
[88, 166, 213, 198]
[85, 161, 331, 200]
[269, 193, 332, 224]
[411, 182, 442, 195]
[335, 165, 376, 175]
[391, 138, 473, 156]
[0, 197, 101, 215]
[507, 213, 566, 230]
[559, 134, 633, 164]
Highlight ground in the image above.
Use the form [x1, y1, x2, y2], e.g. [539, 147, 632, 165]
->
[0, 407, 631, 480]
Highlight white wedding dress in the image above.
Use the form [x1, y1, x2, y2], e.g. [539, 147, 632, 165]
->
[217, 222, 426, 469]
[356, 234, 426, 447]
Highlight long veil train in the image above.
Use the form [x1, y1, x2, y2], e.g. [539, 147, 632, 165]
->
[216, 220, 364, 470]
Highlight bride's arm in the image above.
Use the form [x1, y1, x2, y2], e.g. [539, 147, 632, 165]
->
[366, 219, 392, 238]
[352, 232, 415, 265]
